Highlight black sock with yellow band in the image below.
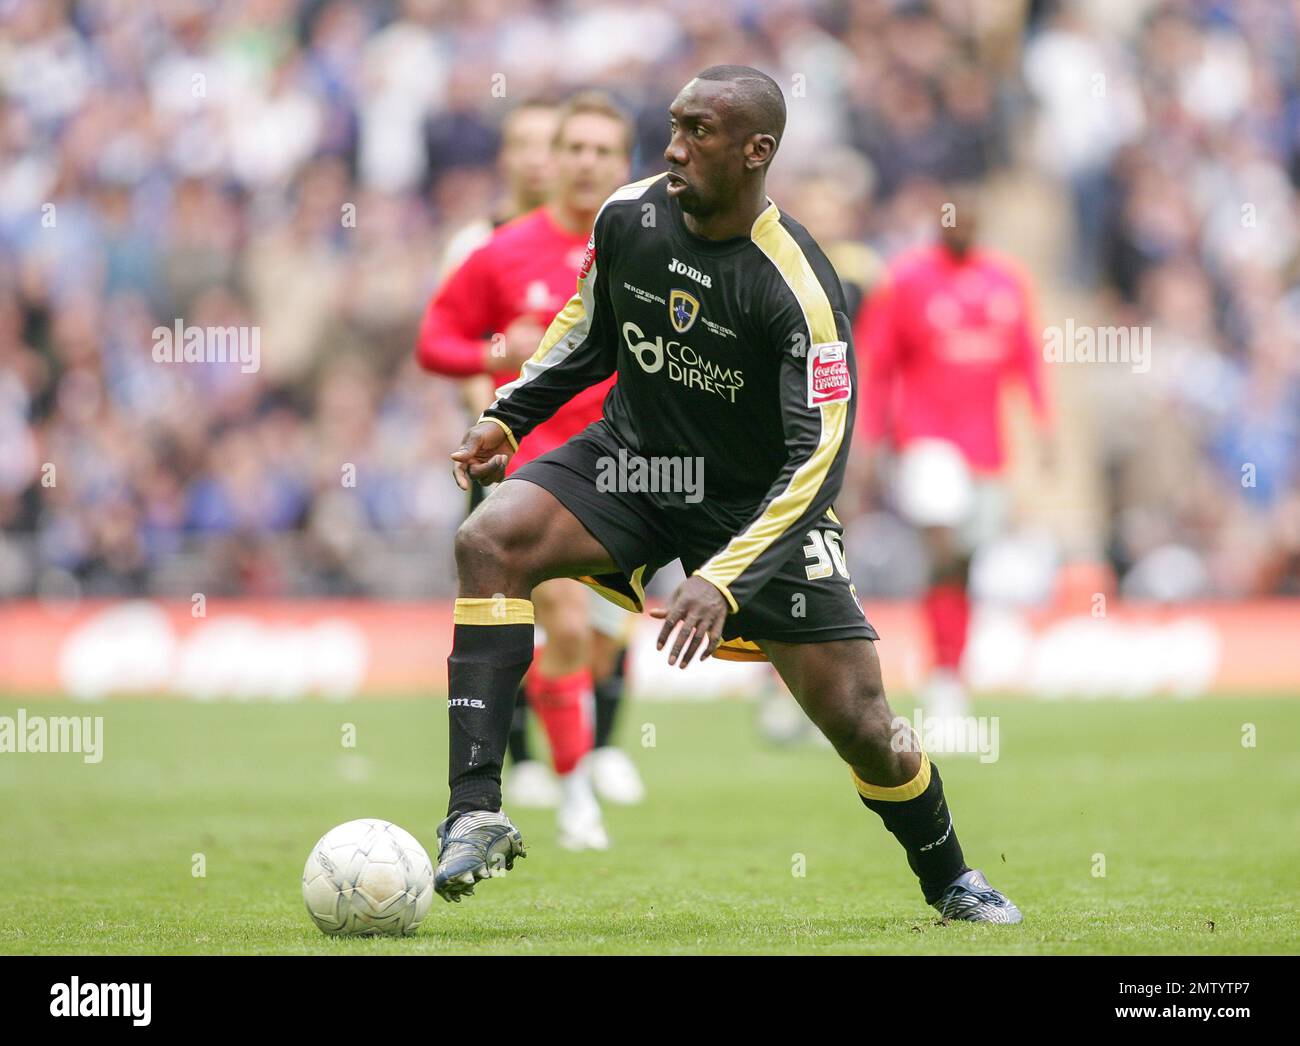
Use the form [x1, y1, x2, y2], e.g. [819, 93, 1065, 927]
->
[854, 752, 970, 904]
[446, 597, 535, 819]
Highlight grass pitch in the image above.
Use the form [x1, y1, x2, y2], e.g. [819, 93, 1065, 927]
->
[0, 695, 1296, 955]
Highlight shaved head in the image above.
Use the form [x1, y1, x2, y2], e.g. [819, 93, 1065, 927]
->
[693, 64, 786, 155]
[663, 66, 785, 233]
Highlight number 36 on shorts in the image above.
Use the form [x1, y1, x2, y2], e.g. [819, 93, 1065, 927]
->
[802, 528, 849, 580]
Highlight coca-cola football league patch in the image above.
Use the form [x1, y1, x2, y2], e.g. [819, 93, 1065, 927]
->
[807, 341, 852, 408]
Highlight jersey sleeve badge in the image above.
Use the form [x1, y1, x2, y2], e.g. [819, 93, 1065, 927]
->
[807, 341, 852, 408]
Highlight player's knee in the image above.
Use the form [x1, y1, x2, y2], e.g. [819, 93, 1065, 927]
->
[453, 514, 495, 572]
[454, 507, 535, 587]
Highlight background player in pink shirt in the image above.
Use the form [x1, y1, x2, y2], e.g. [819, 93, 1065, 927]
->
[856, 184, 1053, 723]
[417, 93, 639, 849]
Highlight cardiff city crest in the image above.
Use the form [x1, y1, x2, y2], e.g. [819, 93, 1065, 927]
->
[669, 289, 700, 334]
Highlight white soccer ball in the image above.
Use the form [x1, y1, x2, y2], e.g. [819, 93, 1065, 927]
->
[302, 819, 434, 937]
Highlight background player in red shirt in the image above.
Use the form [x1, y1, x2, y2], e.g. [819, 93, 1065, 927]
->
[856, 184, 1053, 726]
[417, 92, 637, 849]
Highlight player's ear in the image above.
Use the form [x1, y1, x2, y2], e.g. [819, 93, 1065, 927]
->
[745, 133, 776, 171]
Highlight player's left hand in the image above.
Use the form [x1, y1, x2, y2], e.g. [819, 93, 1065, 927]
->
[652, 576, 729, 669]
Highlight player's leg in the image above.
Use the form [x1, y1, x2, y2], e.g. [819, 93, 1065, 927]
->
[528, 577, 608, 850]
[436, 477, 620, 900]
[706, 506, 1020, 923]
[759, 636, 1020, 923]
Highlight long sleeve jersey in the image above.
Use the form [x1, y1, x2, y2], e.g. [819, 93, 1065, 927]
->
[482, 173, 857, 613]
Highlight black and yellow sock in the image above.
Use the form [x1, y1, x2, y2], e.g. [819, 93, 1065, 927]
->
[593, 646, 627, 750]
[446, 597, 535, 819]
[854, 753, 970, 904]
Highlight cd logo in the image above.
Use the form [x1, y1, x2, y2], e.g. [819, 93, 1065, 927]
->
[621, 321, 664, 374]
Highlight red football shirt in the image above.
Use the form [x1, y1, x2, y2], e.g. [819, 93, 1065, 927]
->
[855, 243, 1050, 473]
[417, 206, 614, 470]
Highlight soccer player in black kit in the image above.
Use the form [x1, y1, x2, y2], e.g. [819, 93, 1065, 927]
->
[436, 66, 1022, 924]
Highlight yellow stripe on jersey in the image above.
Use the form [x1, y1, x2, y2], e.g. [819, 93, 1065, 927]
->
[534, 289, 588, 360]
[693, 203, 848, 612]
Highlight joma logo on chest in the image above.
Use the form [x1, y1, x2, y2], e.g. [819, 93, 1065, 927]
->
[668, 257, 712, 288]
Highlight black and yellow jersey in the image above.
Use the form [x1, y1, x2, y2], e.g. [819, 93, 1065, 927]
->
[481, 172, 857, 614]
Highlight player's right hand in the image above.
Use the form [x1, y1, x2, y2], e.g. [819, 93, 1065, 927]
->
[451, 421, 514, 490]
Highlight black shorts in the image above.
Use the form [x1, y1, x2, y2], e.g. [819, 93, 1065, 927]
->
[508, 420, 878, 661]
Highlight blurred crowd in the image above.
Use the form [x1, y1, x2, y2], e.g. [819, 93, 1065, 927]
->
[0, 0, 1297, 600]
